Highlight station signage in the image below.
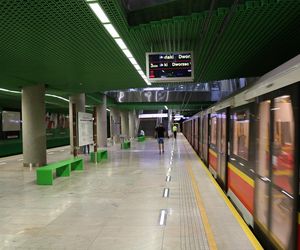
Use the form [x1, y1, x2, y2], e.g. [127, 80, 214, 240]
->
[146, 51, 194, 83]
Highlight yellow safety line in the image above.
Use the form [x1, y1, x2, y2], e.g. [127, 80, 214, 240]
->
[186, 162, 218, 250]
[190, 147, 263, 250]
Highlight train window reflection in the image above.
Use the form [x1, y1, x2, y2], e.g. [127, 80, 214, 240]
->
[272, 95, 294, 194]
[271, 188, 293, 249]
[233, 111, 249, 160]
[210, 116, 217, 145]
[255, 101, 270, 229]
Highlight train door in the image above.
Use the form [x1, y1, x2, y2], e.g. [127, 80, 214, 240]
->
[209, 113, 218, 178]
[217, 109, 228, 189]
[197, 117, 201, 156]
[194, 117, 199, 153]
[200, 115, 204, 160]
[254, 86, 298, 250]
[228, 104, 254, 227]
[203, 112, 209, 165]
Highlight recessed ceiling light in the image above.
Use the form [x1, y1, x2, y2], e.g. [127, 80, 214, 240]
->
[133, 64, 141, 71]
[103, 24, 120, 38]
[88, 3, 110, 23]
[128, 57, 137, 65]
[0, 88, 21, 94]
[45, 94, 69, 102]
[122, 49, 133, 58]
[114, 38, 127, 50]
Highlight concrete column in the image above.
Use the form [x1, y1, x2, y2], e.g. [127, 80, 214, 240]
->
[120, 110, 129, 139]
[134, 110, 140, 136]
[110, 108, 121, 143]
[69, 93, 85, 152]
[96, 95, 107, 148]
[128, 110, 136, 138]
[22, 84, 46, 167]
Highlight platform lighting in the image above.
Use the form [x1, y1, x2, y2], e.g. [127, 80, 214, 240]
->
[122, 49, 133, 58]
[87, 2, 150, 86]
[139, 113, 168, 118]
[88, 3, 110, 23]
[0, 88, 21, 94]
[114, 38, 127, 50]
[103, 24, 120, 38]
[143, 87, 164, 91]
[128, 57, 137, 65]
[0, 88, 69, 102]
[163, 188, 170, 198]
[45, 94, 69, 102]
[159, 210, 167, 226]
[133, 64, 141, 71]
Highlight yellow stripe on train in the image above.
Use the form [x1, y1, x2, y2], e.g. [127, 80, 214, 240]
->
[209, 148, 217, 158]
[228, 162, 254, 187]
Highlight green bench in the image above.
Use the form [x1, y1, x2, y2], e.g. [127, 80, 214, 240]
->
[90, 149, 108, 162]
[121, 141, 131, 149]
[137, 135, 145, 142]
[36, 157, 83, 185]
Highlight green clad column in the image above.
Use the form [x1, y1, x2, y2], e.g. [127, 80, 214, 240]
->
[96, 94, 107, 148]
[22, 84, 46, 167]
[69, 93, 85, 154]
[110, 108, 121, 143]
[120, 110, 129, 139]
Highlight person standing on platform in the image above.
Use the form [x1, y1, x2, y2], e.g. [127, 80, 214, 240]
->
[172, 124, 178, 139]
[155, 123, 166, 154]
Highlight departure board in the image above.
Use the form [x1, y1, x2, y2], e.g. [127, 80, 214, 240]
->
[146, 52, 193, 83]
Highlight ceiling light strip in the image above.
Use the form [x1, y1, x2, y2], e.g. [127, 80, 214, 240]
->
[87, 2, 150, 86]
[45, 94, 69, 102]
[0, 88, 69, 102]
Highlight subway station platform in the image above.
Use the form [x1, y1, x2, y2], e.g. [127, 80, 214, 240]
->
[0, 134, 261, 249]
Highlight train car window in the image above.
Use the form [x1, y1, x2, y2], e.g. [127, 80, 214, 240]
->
[233, 110, 249, 160]
[210, 115, 217, 145]
[270, 95, 294, 249]
[255, 100, 270, 228]
[272, 95, 294, 193]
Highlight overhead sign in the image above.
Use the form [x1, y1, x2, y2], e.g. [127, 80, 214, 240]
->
[146, 51, 194, 83]
[77, 112, 93, 146]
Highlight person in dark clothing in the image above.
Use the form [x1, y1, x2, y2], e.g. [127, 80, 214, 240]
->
[155, 123, 166, 154]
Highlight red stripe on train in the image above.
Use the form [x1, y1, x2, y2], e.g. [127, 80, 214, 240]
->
[209, 150, 217, 171]
[228, 167, 254, 214]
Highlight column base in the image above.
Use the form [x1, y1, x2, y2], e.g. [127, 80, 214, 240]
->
[23, 162, 44, 168]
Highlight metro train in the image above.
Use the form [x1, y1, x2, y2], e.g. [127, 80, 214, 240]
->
[183, 55, 300, 250]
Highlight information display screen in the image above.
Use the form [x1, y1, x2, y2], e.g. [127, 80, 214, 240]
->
[146, 52, 193, 83]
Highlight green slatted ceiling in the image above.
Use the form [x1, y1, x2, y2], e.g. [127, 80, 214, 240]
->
[0, 0, 144, 93]
[0, 0, 299, 103]
[102, 0, 300, 84]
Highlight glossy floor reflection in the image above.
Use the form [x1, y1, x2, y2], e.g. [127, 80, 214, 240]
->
[0, 135, 255, 249]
